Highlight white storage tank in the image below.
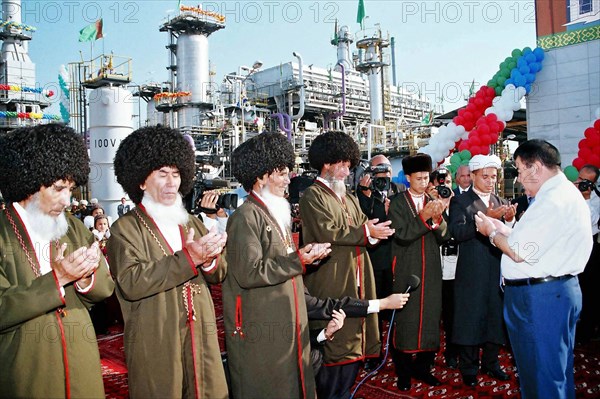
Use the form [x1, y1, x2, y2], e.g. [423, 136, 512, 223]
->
[88, 86, 133, 222]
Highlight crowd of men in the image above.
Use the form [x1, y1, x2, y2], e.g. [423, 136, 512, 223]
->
[0, 123, 596, 399]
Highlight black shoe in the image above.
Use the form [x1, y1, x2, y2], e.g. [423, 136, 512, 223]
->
[397, 375, 411, 391]
[445, 356, 458, 369]
[462, 374, 478, 387]
[413, 371, 441, 386]
[364, 357, 381, 372]
[482, 367, 510, 381]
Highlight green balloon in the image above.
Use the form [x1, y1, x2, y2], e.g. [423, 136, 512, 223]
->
[450, 153, 462, 166]
[564, 165, 579, 182]
[508, 61, 517, 70]
[511, 49, 522, 58]
[495, 86, 503, 96]
[487, 79, 497, 88]
[461, 159, 471, 166]
[459, 149, 472, 160]
[496, 76, 507, 86]
[499, 61, 508, 70]
[500, 67, 511, 78]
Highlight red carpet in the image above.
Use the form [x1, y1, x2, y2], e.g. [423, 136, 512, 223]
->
[99, 284, 600, 398]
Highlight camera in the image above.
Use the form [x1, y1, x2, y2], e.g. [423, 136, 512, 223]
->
[191, 178, 238, 214]
[577, 179, 595, 192]
[441, 238, 458, 256]
[433, 169, 452, 199]
[364, 164, 392, 192]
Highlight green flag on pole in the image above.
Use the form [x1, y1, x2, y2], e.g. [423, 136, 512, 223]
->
[356, 0, 366, 29]
[468, 79, 475, 97]
[79, 19, 103, 42]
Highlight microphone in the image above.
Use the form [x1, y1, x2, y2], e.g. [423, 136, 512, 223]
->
[404, 274, 421, 294]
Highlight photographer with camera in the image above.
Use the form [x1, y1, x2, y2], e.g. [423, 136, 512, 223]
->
[356, 155, 400, 370]
[429, 168, 459, 370]
[448, 154, 515, 387]
[196, 190, 229, 233]
[574, 164, 600, 343]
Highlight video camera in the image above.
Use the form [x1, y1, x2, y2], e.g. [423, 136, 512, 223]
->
[577, 179, 595, 192]
[432, 168, 452, 199]
[192, 178, 238, 214]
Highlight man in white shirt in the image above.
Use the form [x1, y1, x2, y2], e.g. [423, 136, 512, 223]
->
[475, 139, 593, 399]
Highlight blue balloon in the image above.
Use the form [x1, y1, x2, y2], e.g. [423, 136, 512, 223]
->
[510, 69, 521, 79]
[517, 58, 528, 69]
[525, 73, 536, 84]
[515, 75, 527, 87]
[525, 53, 537, 63]
[525, 83, 532, 94]
[395, 170, 409, 187]
[523, 47, 533, 55]
[519, 65, 531, 75]
[533, 47, 545, 61]
[529, 62, 541, 73]
[505, 78, 514, 86]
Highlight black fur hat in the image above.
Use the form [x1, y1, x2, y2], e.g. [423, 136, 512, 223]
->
[113, 126, 195, 204]
[231, 131, 295, 192]
[402, 153, 433, 175]
[0, 123, 89, 203]
[308, 131, 360, 172]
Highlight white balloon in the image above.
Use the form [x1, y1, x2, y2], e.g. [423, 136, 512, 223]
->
[516, 86, 527, 98]
[485, 107, 497, 116]
[455, 124, 465, 134]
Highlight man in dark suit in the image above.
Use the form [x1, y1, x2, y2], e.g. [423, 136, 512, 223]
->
[449, 154, 516, 387]
[511, 189, 533, 221]
[453, 165, 472, 196]
[356, 154, 400, 370]
[116, 197, 130, 217]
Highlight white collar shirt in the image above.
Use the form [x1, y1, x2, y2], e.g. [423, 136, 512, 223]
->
[502, 173, 593, 279]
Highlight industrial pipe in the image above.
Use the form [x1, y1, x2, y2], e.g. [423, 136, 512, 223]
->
[292, 52, 305, 120]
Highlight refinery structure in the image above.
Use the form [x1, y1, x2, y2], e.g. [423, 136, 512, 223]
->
[1, 1, 433, 217]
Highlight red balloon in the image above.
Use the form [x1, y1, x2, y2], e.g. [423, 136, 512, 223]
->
[589, 154, 600, 168]
[458, 141, 469, 151]
[486, 113, 498, 123]
[475, 98, 485, 108]
[496, 121, 506, 132]
[594, 119, 600, 131]
[470, 136, 482, 146]
[463, 111, 474, 121]
[488, 121, 500, 134]
[481, 146, 491, 155]
[579, 147, 592, 160]
[458, 108, 465, 117]
[466, 103, 477, 113]
[464, 121, 475, 131]
[585, 127, 597, 139]
[490, 131, 500, 143]
[588, 134, 600, 147]
[478, 124, 491, 136]
[578, 139, 590, 150]
[573, 157, 585, 170]
[454, 116, 465, 126]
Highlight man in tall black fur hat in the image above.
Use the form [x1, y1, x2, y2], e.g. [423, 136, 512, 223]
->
[224, 131, 332, 399]
[299, 131, 395, 399]
[107, 126, 229, 398]
[389, 153, 451, 391]
[0, 123, 114, 398]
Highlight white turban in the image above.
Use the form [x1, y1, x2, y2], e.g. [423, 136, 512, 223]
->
[90, 198, 98, 204]
[80, 199, 88, 206]
[469, 154, 502, 172]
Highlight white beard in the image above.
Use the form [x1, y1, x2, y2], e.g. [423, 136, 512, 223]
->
[323, 172, 347, 198]
[260, 187, 291, 233]
[142, 193, 190, 226]
[23, 193, 69, 242]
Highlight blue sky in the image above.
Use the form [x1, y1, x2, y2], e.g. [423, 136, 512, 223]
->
[20, 0, 537, 118]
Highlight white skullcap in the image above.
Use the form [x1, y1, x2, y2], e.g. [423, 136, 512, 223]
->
[469, 154, 502, 172]
[90, 198, 98, 204]
[80, 199, 88, 206]
[71, 200, 79, 206]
